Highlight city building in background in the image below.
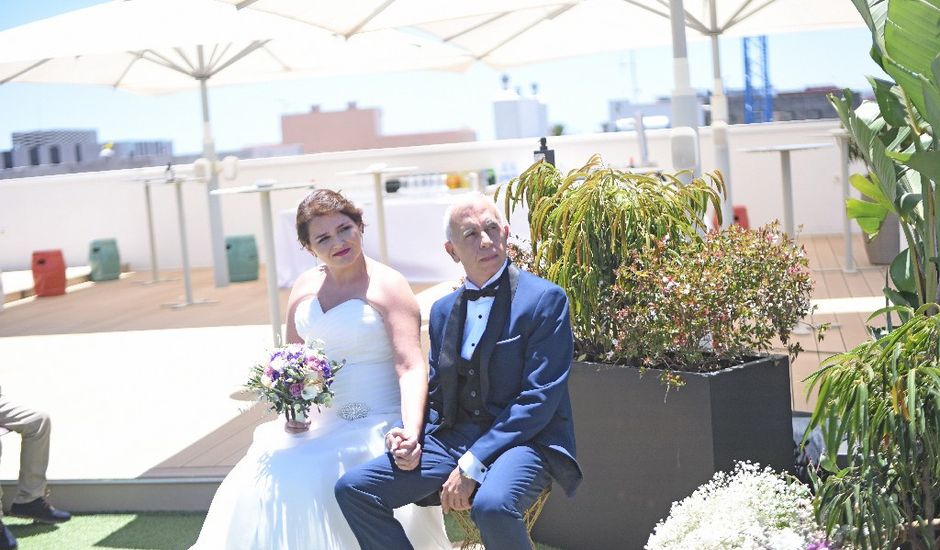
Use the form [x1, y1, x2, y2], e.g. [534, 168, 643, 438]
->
[0, 130, 174, 180]
[725, 86, 864, 124]
[5, 129, 99, 169]
[281, 101, 475, 154]
[603, 86, 865, 133]
[107, 140, 173, 161]
[492, 76, 549, 140]
[604, 95, 707, 132]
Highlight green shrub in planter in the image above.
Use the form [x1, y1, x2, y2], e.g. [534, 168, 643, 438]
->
[500, 155, 819, 549]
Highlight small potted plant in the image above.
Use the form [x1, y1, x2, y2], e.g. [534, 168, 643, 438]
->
[499, 155, 817, 549]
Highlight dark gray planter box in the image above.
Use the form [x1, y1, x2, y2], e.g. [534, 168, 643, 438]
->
[533, 355, 792, 550]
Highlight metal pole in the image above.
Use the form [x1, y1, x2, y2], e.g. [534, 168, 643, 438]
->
[372, 172, 389, 264]
[834, 130, 856, 272]
[709, 0, 734, 228]
[143, 182, 160, 282]
[174, 180, 194, 305]
[259, 190, 282, 346]
[780, 150, 795, 238]
[199, 77, 230, 288]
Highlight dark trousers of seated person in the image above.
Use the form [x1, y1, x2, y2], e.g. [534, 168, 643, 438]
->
[335, 422, 552, 550]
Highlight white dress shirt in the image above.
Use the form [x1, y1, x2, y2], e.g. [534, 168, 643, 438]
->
[457, 260, 508, 483]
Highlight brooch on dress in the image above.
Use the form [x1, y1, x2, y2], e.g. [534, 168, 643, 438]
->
[338, 402, 370, 421]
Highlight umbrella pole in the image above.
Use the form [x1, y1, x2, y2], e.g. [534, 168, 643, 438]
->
[708, 0, 733, 228]
[669, 0, 699, 134]
[199, 78, 230, 288]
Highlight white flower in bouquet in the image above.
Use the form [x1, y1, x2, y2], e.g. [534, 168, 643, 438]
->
[646, 462, 827, 550]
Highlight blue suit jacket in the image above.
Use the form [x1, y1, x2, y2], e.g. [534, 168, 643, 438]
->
[426, 266, 583, 496]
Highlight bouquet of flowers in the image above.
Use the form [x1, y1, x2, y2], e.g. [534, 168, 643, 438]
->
[244, 341, 345, 422]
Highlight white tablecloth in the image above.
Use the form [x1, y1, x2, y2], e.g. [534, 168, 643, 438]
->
[276, 191, 531, 287]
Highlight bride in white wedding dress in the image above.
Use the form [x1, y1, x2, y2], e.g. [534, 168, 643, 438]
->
[191, 190, 450, 550]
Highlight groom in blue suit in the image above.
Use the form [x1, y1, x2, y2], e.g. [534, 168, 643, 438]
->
[336, 195, 582, 549]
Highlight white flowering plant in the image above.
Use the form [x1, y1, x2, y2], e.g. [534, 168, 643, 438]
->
[646, 462, 833, 550]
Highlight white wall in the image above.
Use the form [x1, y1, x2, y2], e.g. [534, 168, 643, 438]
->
[0, 119, 853, 272]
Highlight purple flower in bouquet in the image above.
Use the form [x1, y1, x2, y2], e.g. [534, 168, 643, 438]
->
[269, 355, 287, 373]
[805, 541, 832, 550]
[289, 382, 304, 398]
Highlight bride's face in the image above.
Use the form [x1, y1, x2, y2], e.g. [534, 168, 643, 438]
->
[305, 212, 364, 267]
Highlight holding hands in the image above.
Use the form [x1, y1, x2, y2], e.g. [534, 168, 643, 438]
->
[386, 427, 422, 471]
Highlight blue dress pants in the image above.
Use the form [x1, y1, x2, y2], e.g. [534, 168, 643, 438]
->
[335, 422, 552, 550]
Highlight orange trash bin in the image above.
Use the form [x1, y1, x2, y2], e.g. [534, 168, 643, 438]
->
[32, 250, 66, 297]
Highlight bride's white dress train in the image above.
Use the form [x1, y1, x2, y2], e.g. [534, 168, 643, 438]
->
[191, 297, 450, 550]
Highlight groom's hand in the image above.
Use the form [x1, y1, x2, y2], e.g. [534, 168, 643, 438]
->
[440, 467, 476, 513]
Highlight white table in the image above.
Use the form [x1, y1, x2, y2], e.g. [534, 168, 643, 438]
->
[211, 180, 315, 346]
[137, 171, 213, 309]
[130, 177, 176, 285]
[741, 143, 831, 237]
[336, 164, 417, 265]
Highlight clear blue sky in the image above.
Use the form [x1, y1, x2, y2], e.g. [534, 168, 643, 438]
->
[0, 1, 879, 155]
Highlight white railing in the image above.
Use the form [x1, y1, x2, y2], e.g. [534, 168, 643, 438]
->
[0, 119, 854, 272]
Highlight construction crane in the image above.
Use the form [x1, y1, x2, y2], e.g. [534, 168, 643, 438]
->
[743, 35, 773, 123]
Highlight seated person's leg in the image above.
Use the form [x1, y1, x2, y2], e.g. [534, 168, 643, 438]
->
[471, 443, 552, 550]
[335, 431, 459, 550]
[0, 399, 69, 524]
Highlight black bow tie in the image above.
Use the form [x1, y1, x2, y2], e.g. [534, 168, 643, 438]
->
[464, 284, 498, 301]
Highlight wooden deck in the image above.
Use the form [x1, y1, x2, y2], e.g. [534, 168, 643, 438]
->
[0, 235, 888, 508]
[786, 234, 888, 411]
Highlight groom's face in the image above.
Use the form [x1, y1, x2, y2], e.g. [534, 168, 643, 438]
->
[445, 202, 509, 287]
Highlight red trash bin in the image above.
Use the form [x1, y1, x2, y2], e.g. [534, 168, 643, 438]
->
[32, 250, 66, 297]
[712, 205, 750, 230]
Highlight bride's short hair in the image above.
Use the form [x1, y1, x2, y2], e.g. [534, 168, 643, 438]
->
[296, 189, 365, 247]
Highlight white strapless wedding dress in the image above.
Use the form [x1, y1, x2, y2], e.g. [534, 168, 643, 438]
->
[191, 297, 450, 550]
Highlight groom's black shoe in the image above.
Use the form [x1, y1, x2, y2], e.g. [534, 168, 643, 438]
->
[9, 497, 71, 524]
[0, 520, 17, 549]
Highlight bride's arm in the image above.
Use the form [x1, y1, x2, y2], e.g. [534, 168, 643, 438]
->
[284, 269, 317, 345]
[376, 271, 428, 461]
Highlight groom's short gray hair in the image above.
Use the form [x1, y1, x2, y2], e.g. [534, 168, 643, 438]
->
[443, 193, 507, 242]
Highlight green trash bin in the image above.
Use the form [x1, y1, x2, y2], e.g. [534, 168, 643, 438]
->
[226, 235, 259, 283]
[89, 239, 120, 281]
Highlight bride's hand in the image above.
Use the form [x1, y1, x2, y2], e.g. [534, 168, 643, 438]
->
[386, 428, 422, 471]
[284, 419, 310, 434]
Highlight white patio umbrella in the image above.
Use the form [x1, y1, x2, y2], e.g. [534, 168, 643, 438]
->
[234, 0, 863, 225]
[0, 0, 472, 287]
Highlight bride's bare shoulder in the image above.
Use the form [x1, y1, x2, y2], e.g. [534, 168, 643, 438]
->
[365, 259, 416, 314]
[288, 266, 326, 304]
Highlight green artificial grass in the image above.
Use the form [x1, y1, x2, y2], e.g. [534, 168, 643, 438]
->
[3, 512, 564, 549]
[3, 513, 204, 550]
